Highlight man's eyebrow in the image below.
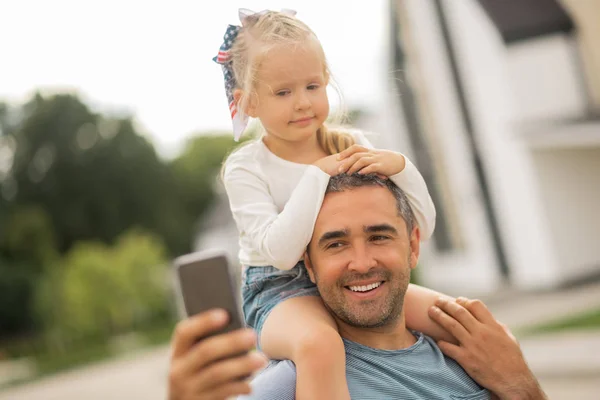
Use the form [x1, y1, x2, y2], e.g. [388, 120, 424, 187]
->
[364, 224, 398, 235]
[317, 229, 349, 247]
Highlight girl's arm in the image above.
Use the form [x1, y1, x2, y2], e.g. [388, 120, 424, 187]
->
[405, 284, 458, 343]
[353, 132, 436, 241]
[387, 158, 436, 241]
[223, 150, 329, 270]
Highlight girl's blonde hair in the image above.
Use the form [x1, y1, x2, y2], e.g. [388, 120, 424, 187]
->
[229, 11, 355, 155]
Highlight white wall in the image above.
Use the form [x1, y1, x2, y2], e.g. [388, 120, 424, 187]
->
[531, 146, 600, 281]
[441, 0, 569, 289]
[506, 35, 588, 122]
[388, 0, 503, 296]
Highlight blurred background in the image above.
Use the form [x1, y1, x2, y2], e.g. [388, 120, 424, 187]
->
[0, 0, 599, 399]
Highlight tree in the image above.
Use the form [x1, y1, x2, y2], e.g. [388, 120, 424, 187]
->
[0, 93, 178, 339]
[166, 133, 244, 253]
[6, 93, 176, 253]
[0, 92, 246, 340]
[0, 206, 57, 336]
[36, 229, 169, 339]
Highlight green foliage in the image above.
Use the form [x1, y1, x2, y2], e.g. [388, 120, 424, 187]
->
[0, 206, 58, 336]
[7, 94, 174, 254]
[0, 257, 39, 335]
[1, 93, 244, 259]
[520, 307, 600, 336]
[164, 131, 255, 255]
[0, 92, 242, 344]
[2, 205, 58, 267]
[36, 229, 169, 339]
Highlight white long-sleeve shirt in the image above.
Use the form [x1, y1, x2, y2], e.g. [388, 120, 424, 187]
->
[223, 131, 436, 270]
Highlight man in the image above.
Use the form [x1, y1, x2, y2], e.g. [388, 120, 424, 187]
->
[169, 174, 546, 399]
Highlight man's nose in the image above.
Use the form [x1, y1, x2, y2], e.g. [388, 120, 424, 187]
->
[348, 243, 377, 273]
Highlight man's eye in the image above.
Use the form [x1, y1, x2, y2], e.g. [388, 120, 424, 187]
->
[371, 235, 390, 242]
[326, 242, 344, 250]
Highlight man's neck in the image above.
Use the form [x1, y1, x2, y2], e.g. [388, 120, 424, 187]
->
[336, 313, 417, 350]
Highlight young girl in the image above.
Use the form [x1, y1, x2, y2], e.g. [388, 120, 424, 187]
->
[214, 9, 454, 400]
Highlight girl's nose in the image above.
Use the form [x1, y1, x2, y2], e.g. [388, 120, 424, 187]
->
[294, 91, 310, 110]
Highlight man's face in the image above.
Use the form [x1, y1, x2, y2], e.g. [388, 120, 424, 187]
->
[305, 186, 420, 329]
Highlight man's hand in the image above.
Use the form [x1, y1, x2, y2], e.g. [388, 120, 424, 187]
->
[169, 309, 268, 400]
[428, 297, 547, 400]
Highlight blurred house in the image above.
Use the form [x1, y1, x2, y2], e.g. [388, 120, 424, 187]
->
[195, 0, 599, 297]
[381, 0, 600, 295]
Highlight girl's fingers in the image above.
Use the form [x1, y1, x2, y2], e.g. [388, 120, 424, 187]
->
[347, 156, 375, 175]
[339, 152, 370, 173]
[337, 145, 369, 160]
[357, 164, 384, 176]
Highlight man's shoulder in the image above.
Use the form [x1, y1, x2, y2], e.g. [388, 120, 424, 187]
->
[238, 360, 297, 400]
[240, 335, 490, 400]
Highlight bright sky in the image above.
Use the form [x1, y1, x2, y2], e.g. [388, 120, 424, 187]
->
[1, 0, 389, 158]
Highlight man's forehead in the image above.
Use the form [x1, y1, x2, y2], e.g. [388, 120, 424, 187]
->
[318, 186, 396, 214]
[314, 187, 402, 233]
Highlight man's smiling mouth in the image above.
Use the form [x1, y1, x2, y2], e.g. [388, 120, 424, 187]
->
[347, 281, 384, 293]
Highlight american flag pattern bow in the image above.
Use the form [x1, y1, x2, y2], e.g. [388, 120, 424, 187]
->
[213, 9, 297, 141]
[213, 24, 247, 141]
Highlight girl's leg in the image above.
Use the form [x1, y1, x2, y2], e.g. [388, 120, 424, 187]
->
[261, 295, 351, 400]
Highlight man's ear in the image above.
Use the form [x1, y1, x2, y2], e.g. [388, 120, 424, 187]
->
[409, 226, 421, 270]
[233, 89, 258, 118]
[303, 251, 317, 284]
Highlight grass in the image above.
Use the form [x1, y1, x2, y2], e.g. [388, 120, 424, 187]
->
[34, 341, 112, 376]
[520, 307, 600, 336]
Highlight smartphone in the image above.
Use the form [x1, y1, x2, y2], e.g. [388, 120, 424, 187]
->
[173, 249, 244, 335]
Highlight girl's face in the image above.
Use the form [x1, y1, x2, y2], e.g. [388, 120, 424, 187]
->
[248, 40, 329, 146]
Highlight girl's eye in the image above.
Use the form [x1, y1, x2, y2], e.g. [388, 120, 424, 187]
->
[307, 84, 319, 90]
[276, 90, 290, 96]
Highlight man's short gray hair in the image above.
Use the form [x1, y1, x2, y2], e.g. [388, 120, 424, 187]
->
[325, 173, 416, 234]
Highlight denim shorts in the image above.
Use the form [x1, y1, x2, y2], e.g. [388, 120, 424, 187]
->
[242, 261, 319, 345]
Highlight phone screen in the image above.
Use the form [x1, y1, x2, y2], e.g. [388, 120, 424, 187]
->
[175, 251, 244, 335]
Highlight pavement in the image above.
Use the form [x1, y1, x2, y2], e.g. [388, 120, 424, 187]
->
[1, 281, 599, 400]
[485, 280, 600, 399]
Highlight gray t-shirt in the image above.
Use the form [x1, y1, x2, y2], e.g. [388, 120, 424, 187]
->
[240, 332, 490, 399]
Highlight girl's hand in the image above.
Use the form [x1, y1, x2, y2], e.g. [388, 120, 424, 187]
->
[313, 154, 344, 176]
[337, 145, 406, 177]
